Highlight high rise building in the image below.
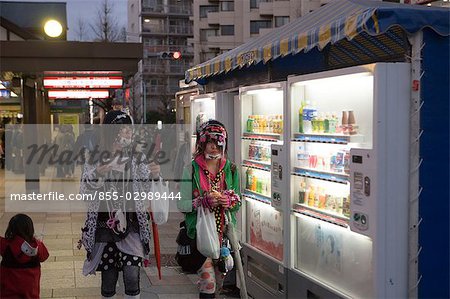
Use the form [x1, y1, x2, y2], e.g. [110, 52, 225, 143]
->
[128, 0, 193, 118]
[190, 0, 332, 65]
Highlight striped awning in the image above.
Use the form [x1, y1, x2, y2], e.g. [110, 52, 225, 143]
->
[186, 0, 450, 83]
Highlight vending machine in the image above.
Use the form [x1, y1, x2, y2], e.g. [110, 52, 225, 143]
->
[236, 82, 289, 298]
[287, 63, 411, 298]
[190, 91, 236, 160]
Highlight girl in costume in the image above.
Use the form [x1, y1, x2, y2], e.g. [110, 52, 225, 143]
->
[178, 120, 241, 298]
[0, 214, 49, 299]
[79, 112, 161, 299]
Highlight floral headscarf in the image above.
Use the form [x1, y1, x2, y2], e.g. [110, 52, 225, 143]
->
[196, 120, 228, 156]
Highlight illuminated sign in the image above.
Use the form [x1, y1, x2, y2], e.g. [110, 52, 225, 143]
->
[48, 90, 109, 99]
[44, 77, 123, 89]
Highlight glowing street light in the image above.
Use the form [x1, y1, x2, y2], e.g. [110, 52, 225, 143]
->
[44, 20, 63, 38]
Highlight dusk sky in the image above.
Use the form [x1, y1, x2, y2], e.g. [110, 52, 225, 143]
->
[4, 0, 127, 40]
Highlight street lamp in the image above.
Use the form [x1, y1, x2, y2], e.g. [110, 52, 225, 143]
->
[44, 20, 63, 38]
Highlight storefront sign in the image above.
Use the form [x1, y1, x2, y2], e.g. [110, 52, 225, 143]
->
[48, 90, 109, 99]
[44, 77, 123, 89]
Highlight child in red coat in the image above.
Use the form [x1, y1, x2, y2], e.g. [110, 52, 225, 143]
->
[0, 213, 49, 299]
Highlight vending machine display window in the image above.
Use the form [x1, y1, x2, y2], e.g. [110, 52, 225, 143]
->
[191, 94, 216, 152]
[295, 215, 373, 298]
[288, 63, 411, 298]
[238, 83, 286, 262]
[247, 199, 284, 261]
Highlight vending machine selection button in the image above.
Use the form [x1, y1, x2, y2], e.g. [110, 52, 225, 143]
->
[364, 176, 371, 196]
[354, 172, 363, 190]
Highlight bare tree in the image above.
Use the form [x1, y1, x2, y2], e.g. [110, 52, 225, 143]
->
[119, 26, 127, 42]
[75, 16, 89, 41]
[90, 0, 120, 42]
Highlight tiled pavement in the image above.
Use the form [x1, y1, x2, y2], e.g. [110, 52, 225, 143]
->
[0, 168, 221, 299]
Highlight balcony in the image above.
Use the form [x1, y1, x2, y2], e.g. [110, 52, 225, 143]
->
[143, 62, 191, 76]
[141, 4, 192, 17]
[144, 45, 194, 56]
[146, 84, 180, 95]
[207, 35, 236, 50]
[259, 1, 274, 16]
[142, 25, 193, 36]
[168, 25, 193, 36]
[207, 11, 220, 25]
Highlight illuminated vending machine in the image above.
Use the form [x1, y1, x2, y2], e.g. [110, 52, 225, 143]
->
[236, 82, 289, 298]
[190, 91, 236, 159]
[287, 63, 411, 298]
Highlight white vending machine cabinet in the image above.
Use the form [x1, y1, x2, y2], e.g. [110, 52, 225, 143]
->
[237, 82, 288, 299]
[287, 63, 410, 299]
[271, 144, 288, 211]
[190, 91, 236, 160]
[349, 148, 377, 237]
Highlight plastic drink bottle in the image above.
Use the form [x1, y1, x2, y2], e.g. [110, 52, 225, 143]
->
[299, 101, 305, 133]
[302, 101, 317, 134]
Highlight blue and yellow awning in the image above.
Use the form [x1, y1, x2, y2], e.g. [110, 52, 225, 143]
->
[186, 0, 449, 83]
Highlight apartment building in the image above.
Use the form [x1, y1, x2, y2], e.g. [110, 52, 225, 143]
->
[128, 0, 193, 116]
[191, 0, 331, 65]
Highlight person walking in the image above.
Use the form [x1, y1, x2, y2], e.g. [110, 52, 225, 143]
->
[0, 214, 49, 299]
[79, 111, 161, 299]
[177, 120, 241, 298]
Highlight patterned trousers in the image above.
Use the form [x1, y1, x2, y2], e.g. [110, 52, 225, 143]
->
[197, 257, 225, 298]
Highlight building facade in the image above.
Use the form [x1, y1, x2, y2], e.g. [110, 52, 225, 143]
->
[190, 0, 333, 65]
[128, 0, 194, 118]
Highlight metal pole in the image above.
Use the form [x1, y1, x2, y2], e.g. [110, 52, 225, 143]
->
[143, 80, 147, 124]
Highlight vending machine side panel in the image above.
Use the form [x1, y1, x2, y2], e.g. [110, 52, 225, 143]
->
[372, 63, 411, 298]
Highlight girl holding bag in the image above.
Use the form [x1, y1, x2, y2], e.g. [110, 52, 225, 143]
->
[177, 120, 241, 298]
[79, 112, 161, 299]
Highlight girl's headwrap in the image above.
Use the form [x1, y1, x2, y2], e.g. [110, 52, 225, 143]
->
[196, 120, 228, 158]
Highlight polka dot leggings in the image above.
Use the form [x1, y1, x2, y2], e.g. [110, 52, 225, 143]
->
[197, 258, 225, 298]
[98, 243, 142, 297]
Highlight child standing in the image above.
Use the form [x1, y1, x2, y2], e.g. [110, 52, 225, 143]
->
[0, 214, 49, 299]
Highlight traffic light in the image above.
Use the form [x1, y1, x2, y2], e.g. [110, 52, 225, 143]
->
[159, 51, 182, 60]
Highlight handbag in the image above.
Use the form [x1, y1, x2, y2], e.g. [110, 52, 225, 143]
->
[150, 178, 170, 225]
[175, 221, 206, 273]
[196, 207, 220, 259]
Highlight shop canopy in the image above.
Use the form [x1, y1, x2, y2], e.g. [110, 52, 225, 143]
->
[185, 0, 449, 83]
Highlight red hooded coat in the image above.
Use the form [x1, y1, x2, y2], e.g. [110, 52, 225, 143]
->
[0, 236, 49, 299]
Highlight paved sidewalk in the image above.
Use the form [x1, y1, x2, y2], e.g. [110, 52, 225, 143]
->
[0, 168, 227, 299]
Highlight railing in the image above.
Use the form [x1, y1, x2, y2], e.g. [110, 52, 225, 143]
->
[146, 84, 182, 95]
[144, 45, 194, 55]
[143, 64, 189, 75]
[168, 25, 193, 35]
[142, 4, 192, 15]
[142, 25, 193, 35]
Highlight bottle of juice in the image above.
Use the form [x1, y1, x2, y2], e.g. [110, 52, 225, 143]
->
[256, 178, 262, 194]
[299, 101, 305, 133]
[308, 186, 315, 206]
[318, 188, 326, 209]
[251, 174, 257, 191]
[318, 113, 325, 133]
[298, 179, 306, 204]
[246, 115, 254, 133]
[245, 168, 250, 189]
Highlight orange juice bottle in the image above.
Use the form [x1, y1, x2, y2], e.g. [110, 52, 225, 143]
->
[251, 174, 257, 191]
[308, 186, 315, 206]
